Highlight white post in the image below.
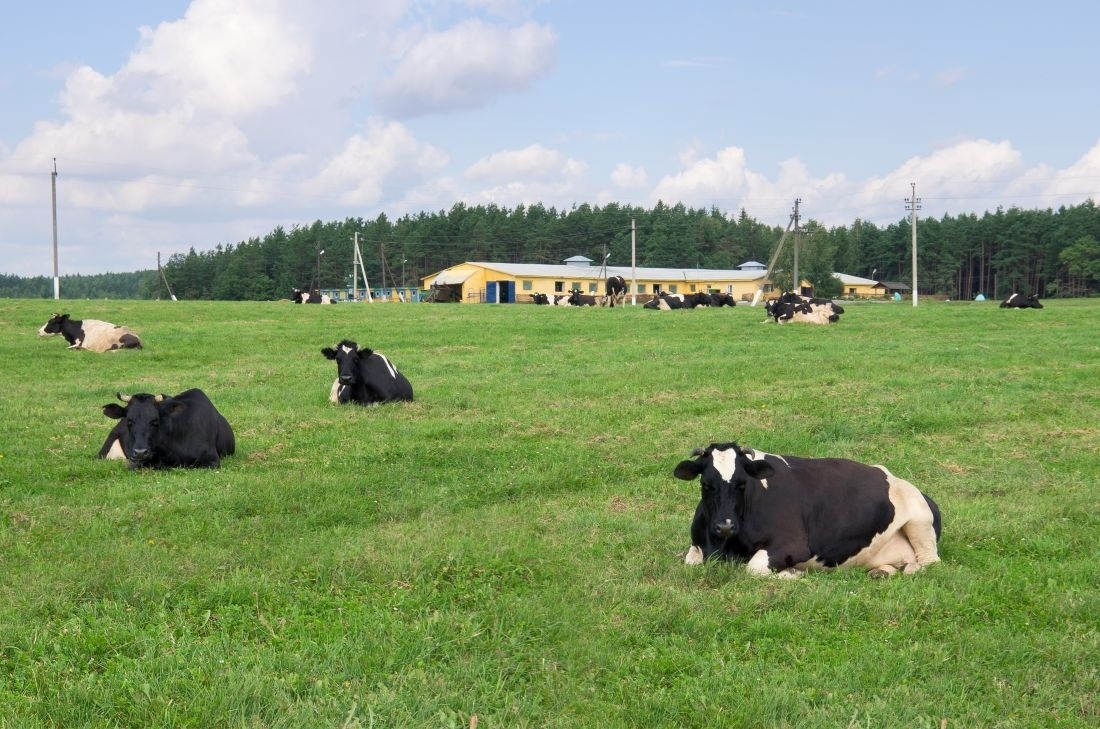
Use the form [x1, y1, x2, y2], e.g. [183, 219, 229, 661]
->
[630, 217, 637, 306]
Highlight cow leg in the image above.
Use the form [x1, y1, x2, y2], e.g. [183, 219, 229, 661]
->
[902, 519, 941, 567]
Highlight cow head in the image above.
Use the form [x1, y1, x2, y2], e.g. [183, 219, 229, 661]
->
[321, 339, 373, 387]
[38, 312, 69, 336]
[674, 443, 775, 543]
[102, 392, 180, 468]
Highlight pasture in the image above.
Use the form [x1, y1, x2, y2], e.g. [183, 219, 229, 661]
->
[1, 297, 1097, 728]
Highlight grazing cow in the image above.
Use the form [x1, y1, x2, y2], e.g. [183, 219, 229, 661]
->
[708, 292, 737, 307]
[604, 276, 627, 307]
[292, 288, 332, 304]
[1000, 293, 1043, 309]
[38, 313, 142, 352]
[567, 289, 599, 307]
[674, 442, 942, 578]
[321, 339, 414, 405]
[99, 389, 235, 469]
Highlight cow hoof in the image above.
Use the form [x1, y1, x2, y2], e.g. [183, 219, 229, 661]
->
[868, 566, 895, 579]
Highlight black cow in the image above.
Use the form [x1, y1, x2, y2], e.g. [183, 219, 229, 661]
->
[38, 313, 142, 352]
[292, 288, 332, 304]
[674, 442, 941, 578]
[605, 276, 627, 307]
[321, 339, 414, 405]
[1000, 293, 1043, 309]
[567, 289, 598, 307]
[99, 389, 235, 469]
[708, 292, 737, 307]
[531, 293, 550, 305]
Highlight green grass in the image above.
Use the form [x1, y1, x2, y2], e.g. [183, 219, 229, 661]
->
[1, 297, 1097, 728]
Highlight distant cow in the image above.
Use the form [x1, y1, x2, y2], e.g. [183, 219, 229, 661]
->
[764, 292, 843, 324]
[99, 389, 235, 469]
[674, 442, 942, 578]
[604, 276, 627, 307]
[708, 292, 737, 307]
[321, 339, 414, 405]
[531, 293, 551, 305]
[1000, 293, 1043, 309]
[643, 291, 711, 310]
[38, 313, 142, 352]
[567, 289, 599, 307]
[293, 288, 332, 304]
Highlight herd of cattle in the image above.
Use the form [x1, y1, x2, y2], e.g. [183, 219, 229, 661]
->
[33, 288, 1042, 576]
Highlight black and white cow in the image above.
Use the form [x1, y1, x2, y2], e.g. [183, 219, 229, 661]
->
[531, 293, 551, 305]
[708, 292, 737, 307]
[643, 291, 711, 310]
[321, 340, 414, 405]
[764, 292, 843, 324]
[1000, 293, 1043, 309]
[38, 313, 142, 352]
[604, 276, 627, 307]
[674, 442, 942, 578]
[292, 288, 332, 304]
[567, 289, 599, 307]
[99, 389, 235, 469]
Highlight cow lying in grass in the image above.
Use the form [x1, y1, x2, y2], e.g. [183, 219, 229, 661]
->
[321, 340, 414, 405]
[99, 389, 235, 469]
[675, 442, 941, 578]
[38, 313, 142, 352]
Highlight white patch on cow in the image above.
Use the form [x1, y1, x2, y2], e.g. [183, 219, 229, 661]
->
[104, 438, 126, 460]
[329, 378, 342, 403]
[376, 353, 399, 380]
[710, 446, 738, 483]
[831, 465, 940, 576]
[37, 324, 55, 336]
[685, 545, 704, 565]
[340, 344, 354, 354]
[746, 549, 772, 576]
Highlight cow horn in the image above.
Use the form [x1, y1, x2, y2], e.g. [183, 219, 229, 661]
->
[155, 394, 166, 403]
[690, 447, 706, 457]
[117, 392, 132, 403]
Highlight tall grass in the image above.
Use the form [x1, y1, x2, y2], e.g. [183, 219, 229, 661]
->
[1, 298, 1097, 728]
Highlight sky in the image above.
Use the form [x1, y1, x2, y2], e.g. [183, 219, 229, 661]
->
[2, 0, 1099, 277]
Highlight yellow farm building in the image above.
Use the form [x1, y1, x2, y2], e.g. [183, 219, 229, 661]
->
[421, 257, 882, 303]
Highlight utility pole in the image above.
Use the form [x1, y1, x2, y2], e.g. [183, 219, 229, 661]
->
[50, 158, 60, 300]
[791, 198, 802, 294]
[630, 218, 637, 306]
[905, 182, 921, 307]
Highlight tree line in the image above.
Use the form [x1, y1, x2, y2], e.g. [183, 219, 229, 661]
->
[2, 199, 1098, 300]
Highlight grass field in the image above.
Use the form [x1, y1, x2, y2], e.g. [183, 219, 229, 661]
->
[1, 296, 1097, 728]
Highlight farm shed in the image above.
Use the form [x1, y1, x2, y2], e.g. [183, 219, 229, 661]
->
[421, 258, 780, 303]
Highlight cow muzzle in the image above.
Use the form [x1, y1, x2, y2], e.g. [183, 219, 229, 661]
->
[714, 518, 738, 538]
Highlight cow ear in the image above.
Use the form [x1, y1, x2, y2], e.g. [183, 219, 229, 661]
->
[673, 458, 704, 481]
[321, 347, 337, 359]
[743, 459, 775, 480]
[102, 403, 126, 419]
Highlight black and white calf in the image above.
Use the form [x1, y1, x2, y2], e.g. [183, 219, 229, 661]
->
[38, 313, 142, 352]
[674, 442, 941, 578]
[321, 340, 414, 405]
[567, 289, 599, 307]
[1000, 293, 1043, 309]
[99, 389, 235, 469]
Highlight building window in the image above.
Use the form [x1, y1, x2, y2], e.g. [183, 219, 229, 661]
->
[522, 280, 532, 291]
[669, 284, 678, 294]
[588, 282, 598, 293]
[571, 282, 581, 292]
[554, 281, 564, 292]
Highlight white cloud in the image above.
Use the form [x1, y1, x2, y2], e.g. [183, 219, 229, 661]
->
[375, 19, 557, 116]
[465, 143, 584, 183]
[611, 163, 647, 189]
[305, 117, 449, 205]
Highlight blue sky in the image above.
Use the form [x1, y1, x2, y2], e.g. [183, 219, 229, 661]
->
[2, 0, 1098, 276]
